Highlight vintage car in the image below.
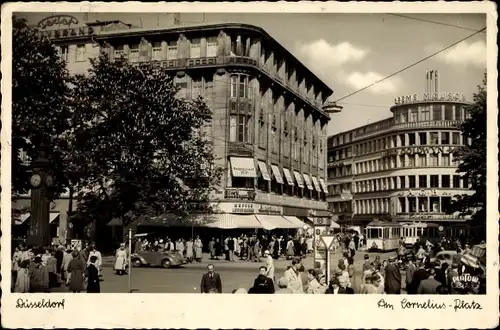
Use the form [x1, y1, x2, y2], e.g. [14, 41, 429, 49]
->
[131, 250, 186, 268]
[430, 250, 458, 266]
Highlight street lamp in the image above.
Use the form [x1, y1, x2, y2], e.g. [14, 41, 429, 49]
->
[322, 101, 343, 114]
[28, 150, 54, 247]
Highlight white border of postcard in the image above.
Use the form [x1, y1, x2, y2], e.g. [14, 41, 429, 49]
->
[1, 2, 498, 329]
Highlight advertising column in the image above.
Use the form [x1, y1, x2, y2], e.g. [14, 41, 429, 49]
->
[313, 217, 331, 273]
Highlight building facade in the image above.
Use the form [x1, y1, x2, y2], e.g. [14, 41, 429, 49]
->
[14, 16, 336, 241]
[327, 87, 474, 230]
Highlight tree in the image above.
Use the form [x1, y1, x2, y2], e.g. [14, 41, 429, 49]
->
[12, 17, 73, 198]
[449, 73, 487, 225]
[71, 54, 222, 236]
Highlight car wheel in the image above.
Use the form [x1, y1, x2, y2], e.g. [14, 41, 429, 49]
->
[132, 258, 142, 267]
[162, 259, 171, 268]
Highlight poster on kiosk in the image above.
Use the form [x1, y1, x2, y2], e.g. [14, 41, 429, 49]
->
[313, 217, 331, 271]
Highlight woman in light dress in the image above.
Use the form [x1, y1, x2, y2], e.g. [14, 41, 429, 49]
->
[87, 245, 102, 276]
[194, 236, 203, 262]
[185, 238, 194, 262]
[114, 243, 128, 275]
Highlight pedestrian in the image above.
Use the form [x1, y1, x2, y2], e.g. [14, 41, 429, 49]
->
[186, 238, 194, 262]
[405, 257, 416, 293]
[409, 261, 428, 295]
[208, 238, 216, 260]
[384, 257, 401, 294]
[417, 268, 441, 294]
[114, 243, 128, 275]
[61, 247, 73, 282]
[29, 256, 49, 293]
[249, 266, 275, 294]
[200, 264, 222, 293]
[361, 274, 384, 294]
[228, 236, 235, 262]
[12, 246, 22, 286]
[436, 262, 449, 286]
[67, 250, 86, 293]
[284, 259, 304, 293]
[447, 263, 460, 294]
[263, 250, 275, 282]
[275, 277, 293, 294]
[87, 245, 102, 276]
[46, 249, 59, 288]
[325, 277, 348, 294]
[353, 233, 359, 251]
[14, 259, 30, 293]
[286, 238, 294, 260]
[86, 256, 100, 293]
[41, 248, 51, 266]
[362, 254, 371, 272]
[298, 265, 309, 292]
[347, 257, 355, 289]
[306, 269, 322, 294]
[253, 238, 261, 262]
[194, 236, 203, 262]
[373, 256, 382, 271]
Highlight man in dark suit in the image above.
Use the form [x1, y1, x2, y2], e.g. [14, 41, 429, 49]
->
[417, 268, 441, 294]
[248, 266, 275, 294]
[405, 257, 416, 293]
[200, 264, 222, 293]
[384, 257, 402, 294]
[409, 261, 428, 294]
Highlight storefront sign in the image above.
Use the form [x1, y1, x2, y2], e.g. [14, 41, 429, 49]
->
[394, 92, 466, 105]
[384, 145, 458, 157]
[258, 205, 283, 215]
[38, 15, 79, 29]
[397, 213, 470, 221]
[327, 161, 345, 168]
[283, 206, 310, 217]
[231, 203, 255, 214]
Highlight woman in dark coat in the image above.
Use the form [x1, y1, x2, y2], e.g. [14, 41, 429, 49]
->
[86, 256, 100, 293]
[67, 250, 86, 293]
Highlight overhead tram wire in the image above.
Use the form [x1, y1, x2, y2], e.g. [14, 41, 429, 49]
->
[387, 13, 486, 33]
[333, 27, 487, 103]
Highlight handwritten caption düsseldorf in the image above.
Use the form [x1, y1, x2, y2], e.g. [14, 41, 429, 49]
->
[16, 298, 65, 309]
[377, 298, 482, 312]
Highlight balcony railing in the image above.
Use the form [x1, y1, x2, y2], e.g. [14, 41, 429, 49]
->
[355, 120, 462, 140]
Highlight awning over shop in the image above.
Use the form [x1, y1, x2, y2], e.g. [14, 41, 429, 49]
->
[311, 176, 322, 192]
[205, 213, 242, 229]
[319, 178, 329, 194]
[282, 168, 294, 186]
[230, 157, 257, 178]
[271, 165, 284, 184]
[107, 217, 123, 226]
[283, 216, 306, 228]
[302, 174, 314, 190]
[13, 213, 30, 225]
[330, 221, 340, 229]
[255, 214, 296, 229]
[258, 161, 271, 181]
[294, 171, 304, 188]
[50, 212, 60, 223]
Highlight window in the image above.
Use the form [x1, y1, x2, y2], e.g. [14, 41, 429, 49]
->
[453, 175, 461, 188]
[409, 133, 416, 146]
[271, 127, 278, 153]
[392, 136, 397, 148]
[452, 132, 461, 145]
[175, 77, 188, 98]
[420, 105, 430, 121]
[192, 78, 203, 98]
[152, 42, 162, 60]
[409, 198, 417, 213]
[400, 110, 408, 123]
[429, 154, 438, 166]
[399, 134, 406, 146]
[167, 41, 177, 59]
[430, 175, 439, 188]
[239, 115, 249, 143]
[408, 155, 415, 167]
[229, 115, 237, 142]
[283, 131, 289, 158]
[75, 44, 85, 62]
[230, 75, 238, 98]
[409, 176, 416, 188]
[419, 197, 428, 212]
[129, 44, 139, 62]
[444, 104, 453, 120]
[442, 175, 450, 188]
[190, 38, 201, 58]
[419, 132, 427, 145]
[432, 104, 442, 120]
[417, 154, 427, 167]
[430, 132, 439, 144]
[114, 45, 124, 59]
[207, 37, 217, 57]
[455, 106, 463, 121]
[441, 132, 450, 144]
[239, 76, 248, 98]
[400, 176, 406, 189]
[419, 175, 427, 188]
[462, 176, 469, 188]
[442, 154, 450, 166]
[59, 45, 69, 62]
[399, 155, 406, 168]
[409, 109, 418, 122]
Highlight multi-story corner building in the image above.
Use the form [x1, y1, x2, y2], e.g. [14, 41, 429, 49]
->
[14, 14, 337, 241]
[327, 74, 474, 231]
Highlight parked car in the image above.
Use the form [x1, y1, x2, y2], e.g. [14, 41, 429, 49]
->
[431, 250, 457, 266]
[131, 250, 186, 268]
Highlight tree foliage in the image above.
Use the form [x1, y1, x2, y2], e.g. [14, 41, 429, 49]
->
[450, 73, 487, 223]
[71, 55, 222, 227]
[11, 17, 73, 197]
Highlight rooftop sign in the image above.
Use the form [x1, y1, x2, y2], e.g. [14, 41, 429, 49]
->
[394, 92, 466, 105]
[37, 15, 79, 29]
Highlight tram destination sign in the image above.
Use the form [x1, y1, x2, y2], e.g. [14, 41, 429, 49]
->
[394, 92, 466, 105]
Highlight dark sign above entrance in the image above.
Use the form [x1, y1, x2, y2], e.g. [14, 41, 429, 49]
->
[38, 15, 79, 29]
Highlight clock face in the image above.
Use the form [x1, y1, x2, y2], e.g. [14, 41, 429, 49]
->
[30, 174, 42, 188]
[45, 175, 54, 187]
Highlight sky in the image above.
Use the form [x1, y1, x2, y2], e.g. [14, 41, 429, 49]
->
[19, 12, 487, 135]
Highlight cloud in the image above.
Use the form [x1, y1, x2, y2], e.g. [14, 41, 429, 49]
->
[338, 71, 402, 94]
[430, 40, 486, 68]
[295, 40, 369, 75]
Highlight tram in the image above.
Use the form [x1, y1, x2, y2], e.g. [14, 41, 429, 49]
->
[401, 222, 441, 247]
[365, 220, 401, 252]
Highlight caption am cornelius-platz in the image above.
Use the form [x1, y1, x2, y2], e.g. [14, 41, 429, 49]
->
[10, 12, 487, 295]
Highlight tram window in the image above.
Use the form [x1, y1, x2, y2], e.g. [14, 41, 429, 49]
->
[422, 228, 428, 236]
[368, 228, 381, 239]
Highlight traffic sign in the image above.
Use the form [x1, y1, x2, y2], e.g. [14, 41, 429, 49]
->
[321, 235, 335, 250]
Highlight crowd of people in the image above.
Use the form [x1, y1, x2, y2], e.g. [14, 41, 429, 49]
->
[11, 244, 103, 293]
